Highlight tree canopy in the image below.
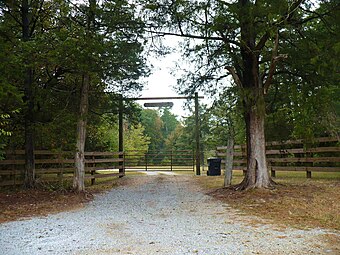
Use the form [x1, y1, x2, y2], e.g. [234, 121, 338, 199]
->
[0, 0, 338, 191]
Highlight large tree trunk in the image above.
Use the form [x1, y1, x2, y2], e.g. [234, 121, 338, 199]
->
[73, 74, 90, 192]
[237, 91, 274, 190]
[22, 0, 35, 188]
[232, 0, 274, 190]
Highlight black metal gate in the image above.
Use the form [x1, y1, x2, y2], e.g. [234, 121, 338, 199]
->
[124, 150, 195, 171]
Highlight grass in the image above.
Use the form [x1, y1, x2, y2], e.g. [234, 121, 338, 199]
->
[196, 170, 340, 231]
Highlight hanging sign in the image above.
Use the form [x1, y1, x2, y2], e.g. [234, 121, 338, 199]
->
[144, 102, 174, 108]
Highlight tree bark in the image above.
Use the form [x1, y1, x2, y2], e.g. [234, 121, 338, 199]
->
[73, 0, 96, 192]
[224, 136, 234, 187]
[231, 0, 274, 190]
[73, 74, 90, 192]
[22, 0, 35, 188]
[238, 91, 274, 189]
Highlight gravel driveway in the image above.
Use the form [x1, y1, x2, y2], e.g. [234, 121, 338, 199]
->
[0, 175, 338, 255]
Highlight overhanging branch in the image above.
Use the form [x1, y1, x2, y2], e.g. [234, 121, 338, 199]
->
[146, 30, 240, 46]
[263, 32, 287, 94]
[225, 67, 243, 88]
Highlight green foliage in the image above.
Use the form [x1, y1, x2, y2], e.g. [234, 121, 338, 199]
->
[144, 0, 339, 146]
[0, 0, 149, 154]
[124, 123, 150, 163]
[140, 109, 164, 152]
[160, 108, 179, 138]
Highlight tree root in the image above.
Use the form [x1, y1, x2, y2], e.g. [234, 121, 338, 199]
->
[231, 177, 277, 191]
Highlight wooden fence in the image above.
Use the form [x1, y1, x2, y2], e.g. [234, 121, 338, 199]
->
[0, 150, 124, 186]
[216, 137, 340, 178]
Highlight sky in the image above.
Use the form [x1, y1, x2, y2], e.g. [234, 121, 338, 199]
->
[138, 36, 206, 119]
[138, 51, 191, 118]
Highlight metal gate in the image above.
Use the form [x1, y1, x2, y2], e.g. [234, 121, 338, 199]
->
[124, 150, 195, 171]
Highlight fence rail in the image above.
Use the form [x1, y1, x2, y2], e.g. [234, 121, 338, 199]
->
[0, 150, 124, 186]
[216, 137, 340, 178]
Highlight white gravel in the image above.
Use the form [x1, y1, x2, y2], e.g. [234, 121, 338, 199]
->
[0, 175, 338, 255]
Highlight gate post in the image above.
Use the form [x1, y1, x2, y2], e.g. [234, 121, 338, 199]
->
[195, 92, 201, 175]
[170, 150, 173, 171]
[118, 94, 124, 177]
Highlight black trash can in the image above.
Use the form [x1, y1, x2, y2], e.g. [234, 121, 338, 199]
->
[207, 158, 221, 176]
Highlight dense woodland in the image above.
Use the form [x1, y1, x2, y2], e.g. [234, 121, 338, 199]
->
[0, 0, 339, 190]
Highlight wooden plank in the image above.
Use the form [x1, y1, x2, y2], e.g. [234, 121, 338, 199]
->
[84, 172, 124, 179]
[0, 159, 25, 165]
[307, 147, 340, 153]
[267, 157, 340, 163]
[0, 179, 23, 186]
[4, 150, 125, 156]
[217, 147, 340, 156]
[271, 166, 340, 172]
[222, 159, 246, 164]
[0, 170, 20, 175]
[266, 137, 339, 146]
[35, 159, 74, 164]
[0, 159, 72, 165]
[85, 158, 123, 164]
[0, 158, 76, 165]
[84, 151, 124, 156]
[36, 168, 75, 174]
[217, 152, 244, 157]
[315, 137, 339, 143]
[85, 166, 123, 171]
[5, 150, 73, 155]
[126, 96, 204, 100]
[266, 147, 340, 155]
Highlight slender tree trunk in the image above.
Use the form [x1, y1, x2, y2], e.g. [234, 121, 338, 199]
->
[73, 74, 90, 192]
[73, 0, 96, 192]
[224, 136, 234, 187]
[22, 0, 35, 188]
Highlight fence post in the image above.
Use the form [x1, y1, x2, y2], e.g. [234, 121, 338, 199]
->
[91, 155, 95, 185]
[122, 152, 125, 176]
[170, 150, 173, 171]
[269, 161, 275, 178]
[192, 149, 195, 172]
[145, 153, 148, 171]
[58, 152, 64, 185]
[118, 94, 124, 178]
[11, 151, 17, 185]
[306, 150, 312, 178]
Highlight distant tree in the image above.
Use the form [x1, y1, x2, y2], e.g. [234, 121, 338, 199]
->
[0, 0, 60, 188]
[124, 123, 150, 164]
[140, 109, 164, 153]
[160, 108, 179, 138]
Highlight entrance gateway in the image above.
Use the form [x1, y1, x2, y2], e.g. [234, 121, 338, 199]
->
[118, 93, 204, 176]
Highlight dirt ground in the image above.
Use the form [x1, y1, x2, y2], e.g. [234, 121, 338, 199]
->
[0, 175, 339, 253]
[0, 189, 92, 223]
[0, 177, 144, 224]
[195, 175, 340, 253]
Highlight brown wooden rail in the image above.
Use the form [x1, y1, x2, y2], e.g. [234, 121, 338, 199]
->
[216, 137, 340, 178]
[0, 150, 124, 186]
